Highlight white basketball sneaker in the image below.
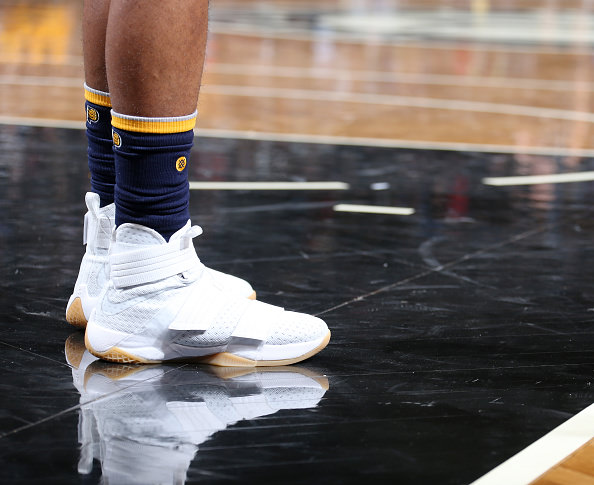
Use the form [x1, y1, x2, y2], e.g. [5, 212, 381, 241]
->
[66, 193, 115, 328]
[66, 192, 256, 328]
[85, 222, 331, 366]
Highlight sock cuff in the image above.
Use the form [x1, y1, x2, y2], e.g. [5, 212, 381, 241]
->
[84, 83, 111, 107]
[111, 110, 197, 134]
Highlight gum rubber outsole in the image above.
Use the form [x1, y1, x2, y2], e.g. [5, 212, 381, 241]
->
[68, 291, 257, 329]
[65, 298, 88, 329]
[64, 333, 86, 368]
[208, 365, 330, 390]
[85, 330, 331, 367]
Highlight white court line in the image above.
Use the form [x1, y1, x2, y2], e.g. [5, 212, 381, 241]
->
[202, 84, 594, 122]
[334, 204, 415, 215]
[470, 402, 594, 485]
[1, 116, 594, 158]
[0, 116, 85, 130]
[483, 171, 594, 186]
[209, 22, 594, 56]
[0, 26, 588, 65]
[4, 74, 591, 121]
[207, 64, 594, 92]
[0, 54, 83, 66]
[189, 181, 349, 190]
[196, 128, 594, 159]
[0, 75, 81, 87]
[1, 67, 592, 93]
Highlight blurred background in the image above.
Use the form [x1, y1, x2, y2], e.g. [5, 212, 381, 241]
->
[0, 0, 592, 156]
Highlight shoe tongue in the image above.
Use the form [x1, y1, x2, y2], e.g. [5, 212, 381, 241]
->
[113, 220, 192, 248]
[99, 202, 115, 220]
[114, 224, 167, 247]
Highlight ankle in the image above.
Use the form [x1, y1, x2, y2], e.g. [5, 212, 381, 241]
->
[112, 111, 196, 241]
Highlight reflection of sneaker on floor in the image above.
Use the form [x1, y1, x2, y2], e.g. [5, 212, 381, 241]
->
[65, 333, 329, 484]
[66, 193, 256, 328]
[85, 222, 331, 366]
[64, 332, 102, 475]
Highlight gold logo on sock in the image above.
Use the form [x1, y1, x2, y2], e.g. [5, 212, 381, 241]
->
[112, 130, 121, 148]
[87, 106, 99, 123]
[176, 157, 187, 172]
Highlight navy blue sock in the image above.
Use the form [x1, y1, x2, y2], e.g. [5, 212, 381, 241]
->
[85, 86, 115, 207]
[112, 112, 196, 241]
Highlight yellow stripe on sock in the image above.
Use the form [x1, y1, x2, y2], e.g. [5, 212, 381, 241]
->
[111, 112, 197, 134]
[84, 87, 111, 108]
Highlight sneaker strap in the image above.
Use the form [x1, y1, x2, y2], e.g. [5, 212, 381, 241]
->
[231, 300, 284, 341]
[110, 226, 202, 288]
[169, 282, 283, 342]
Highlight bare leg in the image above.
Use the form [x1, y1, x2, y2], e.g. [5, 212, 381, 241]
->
[79, 0, 331, 367]
[105, 0, 209, 117]
[83, 0, 110, 92]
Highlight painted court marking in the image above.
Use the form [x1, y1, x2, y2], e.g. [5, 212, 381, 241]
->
[209, 23, 594, 56]
[471, 402, 594, 485]
[202, 84, 594, 123]
[3, 67, 593, 92]
[483, 171, 594, 186]
[333, 204, 415, 216]
[206, 64, 594, 92]
[1, 116, 594, 159]
[189, 181, 349, 191]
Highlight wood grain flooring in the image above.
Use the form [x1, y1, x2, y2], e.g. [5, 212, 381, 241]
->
[0, 0, 592, 154]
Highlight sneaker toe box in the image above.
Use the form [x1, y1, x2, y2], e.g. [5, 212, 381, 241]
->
[266, 311, 328, 346]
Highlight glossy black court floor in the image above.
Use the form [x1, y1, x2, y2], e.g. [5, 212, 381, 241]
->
[0, 125, 593, 484]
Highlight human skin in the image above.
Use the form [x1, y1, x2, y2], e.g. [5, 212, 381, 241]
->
[84, 0, 209, 117]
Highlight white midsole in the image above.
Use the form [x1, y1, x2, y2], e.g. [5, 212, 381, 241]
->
[86, 321, 328, 362]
